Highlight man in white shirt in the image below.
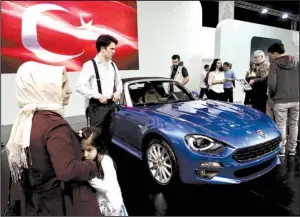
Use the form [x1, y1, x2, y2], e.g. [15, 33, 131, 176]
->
[76, 34, 123, 146]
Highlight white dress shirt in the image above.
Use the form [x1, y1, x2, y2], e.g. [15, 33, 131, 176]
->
[76, 55, 123, 108]
[208, 71, 225, 93]
[88, 155, 125, 212]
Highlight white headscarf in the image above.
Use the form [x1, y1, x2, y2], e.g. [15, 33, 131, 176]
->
[7, 61, 66, 182]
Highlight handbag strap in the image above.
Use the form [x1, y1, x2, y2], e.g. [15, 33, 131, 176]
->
[7, 172, 12, 204]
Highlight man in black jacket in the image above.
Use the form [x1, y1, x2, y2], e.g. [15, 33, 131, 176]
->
[268, 42, 299, 156]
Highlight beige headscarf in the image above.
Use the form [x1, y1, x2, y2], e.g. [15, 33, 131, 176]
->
[6, 61, 66, 182]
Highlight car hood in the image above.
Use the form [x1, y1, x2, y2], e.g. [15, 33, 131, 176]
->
[151, 100, 263, 130]
[144, 100, 280, 148]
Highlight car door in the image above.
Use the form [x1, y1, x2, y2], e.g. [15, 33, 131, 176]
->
[123, 108, 149, 149]
[113, 92, 149, 150]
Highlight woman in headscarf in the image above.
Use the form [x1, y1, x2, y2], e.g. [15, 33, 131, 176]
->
[6, 61, 101, 216]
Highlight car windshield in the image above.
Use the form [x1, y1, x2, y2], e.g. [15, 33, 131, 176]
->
[128, 80, 195, 106]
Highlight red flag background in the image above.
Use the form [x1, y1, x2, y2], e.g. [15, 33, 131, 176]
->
[1, 1, 139, 73]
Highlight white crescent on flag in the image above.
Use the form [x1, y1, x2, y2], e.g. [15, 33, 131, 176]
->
[21, 4, 84, 63]
[20, 3, 138, 63]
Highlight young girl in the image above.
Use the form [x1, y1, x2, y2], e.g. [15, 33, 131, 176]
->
[78, 127, 128, 216]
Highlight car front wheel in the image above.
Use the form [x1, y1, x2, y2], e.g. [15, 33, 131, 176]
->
[146, 139, 178, 186]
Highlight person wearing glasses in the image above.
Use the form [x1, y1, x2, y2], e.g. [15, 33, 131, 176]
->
[249, 50, 270, 113]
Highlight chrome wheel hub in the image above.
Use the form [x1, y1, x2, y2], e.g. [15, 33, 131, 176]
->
[147, 143, 172, 184]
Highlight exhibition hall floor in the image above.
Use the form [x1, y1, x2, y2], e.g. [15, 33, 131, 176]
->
[1, 117, 299, 216]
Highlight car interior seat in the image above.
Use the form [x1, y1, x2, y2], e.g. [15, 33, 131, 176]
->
[144, 88, 159, 103]
[138, 83, 160, 104]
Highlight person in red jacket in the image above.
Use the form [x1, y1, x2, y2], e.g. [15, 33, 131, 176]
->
[6, 61, 101, 216]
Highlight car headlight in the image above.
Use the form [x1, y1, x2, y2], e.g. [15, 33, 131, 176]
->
[184, 135, 224, 154]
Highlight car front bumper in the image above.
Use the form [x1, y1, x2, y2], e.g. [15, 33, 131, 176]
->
[177, 143, 281, 185]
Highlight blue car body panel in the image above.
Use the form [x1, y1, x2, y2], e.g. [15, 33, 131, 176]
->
[113, 97, 281, 185]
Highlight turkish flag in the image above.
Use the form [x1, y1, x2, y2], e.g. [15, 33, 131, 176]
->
[1, 1, 139, 73]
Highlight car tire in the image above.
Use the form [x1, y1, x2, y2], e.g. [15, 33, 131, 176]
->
[145, 138, 179, 187]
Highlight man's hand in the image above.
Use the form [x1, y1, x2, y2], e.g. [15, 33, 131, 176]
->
[99, 95, 107, 104]
[249, 79, 255, 85]
[112, 91, 120, 102]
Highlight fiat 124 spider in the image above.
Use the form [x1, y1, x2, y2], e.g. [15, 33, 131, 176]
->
[112, 77, 281, 186]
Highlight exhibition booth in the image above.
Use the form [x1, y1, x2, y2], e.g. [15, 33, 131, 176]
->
[1, 1, 299, 215]
[1, 1, 299, 125]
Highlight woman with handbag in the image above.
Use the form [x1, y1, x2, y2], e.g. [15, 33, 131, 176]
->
[5, 61, 101, 216]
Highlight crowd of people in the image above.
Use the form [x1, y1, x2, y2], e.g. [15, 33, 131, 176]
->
[4, 32, 299, 216]
[169, 56, 236, 103]
[153, 42, 299, 158]
[195, 42, 299, 157]
[170, 43, 299, 157]
[243, 44, 299, 156]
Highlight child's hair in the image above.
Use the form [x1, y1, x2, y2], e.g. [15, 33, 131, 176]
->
[78, 127, 108, 179]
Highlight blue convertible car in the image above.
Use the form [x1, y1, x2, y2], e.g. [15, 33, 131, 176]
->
[112, 77, 281, 186]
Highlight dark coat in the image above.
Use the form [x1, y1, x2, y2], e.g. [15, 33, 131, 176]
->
[19, 111, 101, 216]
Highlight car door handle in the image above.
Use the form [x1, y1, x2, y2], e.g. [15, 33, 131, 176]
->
[125, 113, 132, 117]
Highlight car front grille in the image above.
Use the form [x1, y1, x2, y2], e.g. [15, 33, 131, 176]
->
[233, 137, 281, 163]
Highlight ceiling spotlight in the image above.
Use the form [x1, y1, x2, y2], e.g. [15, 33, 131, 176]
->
[261, 8, 268, 14]
[282, 13, 288, 19]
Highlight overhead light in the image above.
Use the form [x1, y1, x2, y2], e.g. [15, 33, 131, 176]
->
[261, 8, 268, 14]
[282, 13, 289, 19]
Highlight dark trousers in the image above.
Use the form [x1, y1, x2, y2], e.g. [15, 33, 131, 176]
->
[86, 99, 116, 147]
[252, 97, 267, 113]
[199, 88, 208, 99]
[244, 90, 254, 105]
[224, 87, 233, 103]
[251, 82, 268, 113]
[208, 89, 224, 101]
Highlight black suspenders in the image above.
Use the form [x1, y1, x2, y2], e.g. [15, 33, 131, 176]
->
[111, 62, 117, 93]
[91, 59, 102, 94]
[91, 59, 116, 95]
[86, 59, 117, 126]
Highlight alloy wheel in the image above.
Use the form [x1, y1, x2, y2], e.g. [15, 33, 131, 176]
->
[147, 143, 173, 185]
